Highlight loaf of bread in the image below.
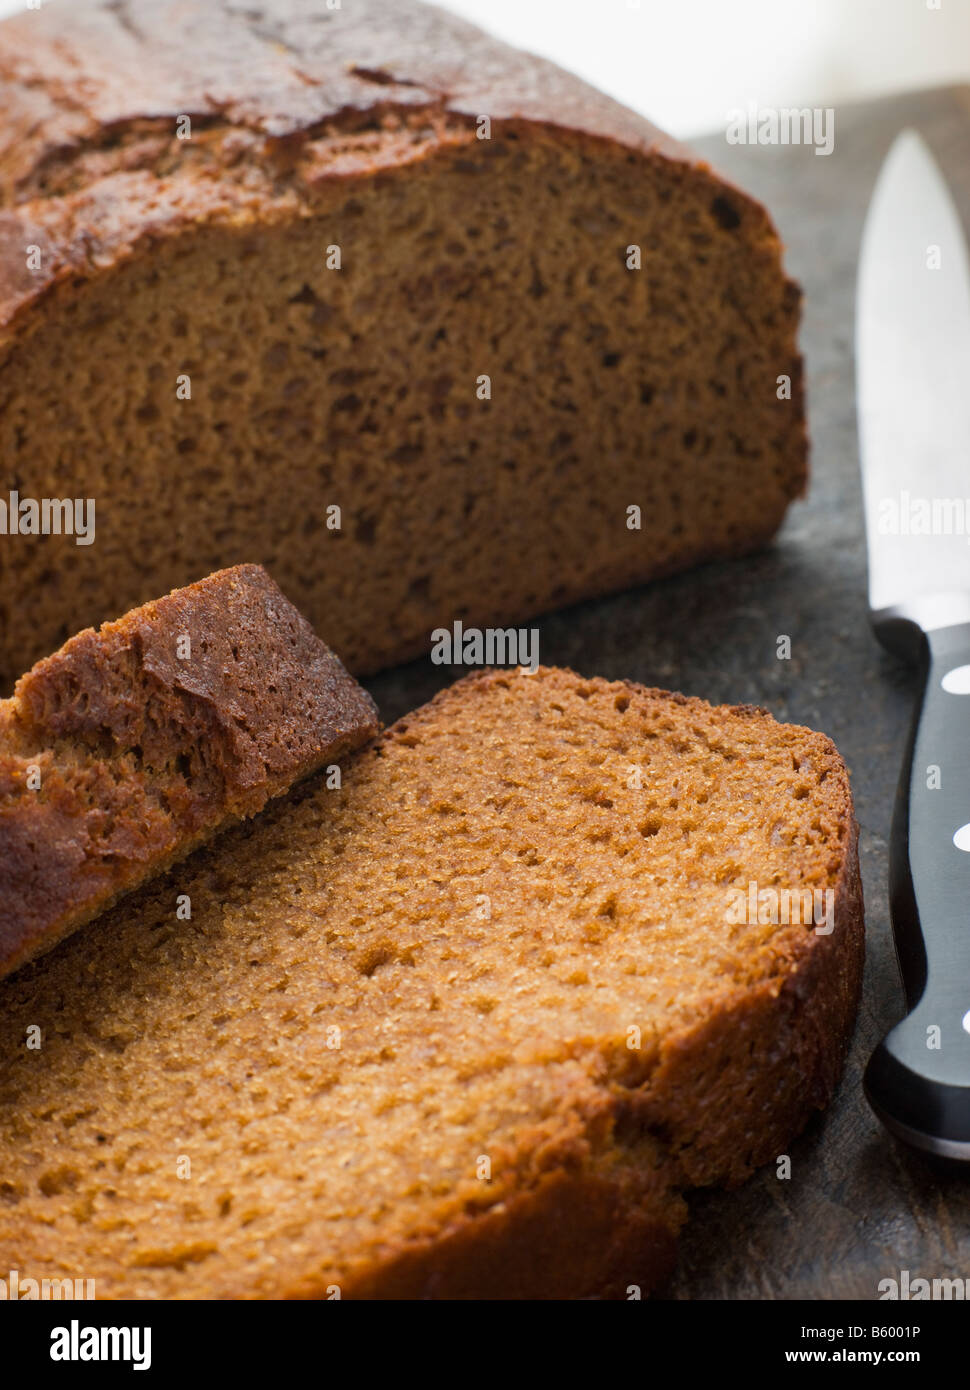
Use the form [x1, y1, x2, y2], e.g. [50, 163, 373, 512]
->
[0, 0, 806, 687]
[0, 564, 378, 981]
[0, 668, 861, 1298]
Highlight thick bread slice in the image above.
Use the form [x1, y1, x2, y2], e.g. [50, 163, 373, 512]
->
[0, 564, 378, 980]
[0, 668, 862, 1298]
[0, 0, 805, 685]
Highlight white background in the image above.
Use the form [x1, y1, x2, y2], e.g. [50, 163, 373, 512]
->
[0, 0, 967, 137]
[441, 0, 970, 135]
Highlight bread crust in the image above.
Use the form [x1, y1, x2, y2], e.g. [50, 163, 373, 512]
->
[0, 563, 378, 978]
[338, 1167, 684, 1302]
[597, 680, 866, 1191]
[629, 818, 864, 1189]
[0, 0, 793, 347]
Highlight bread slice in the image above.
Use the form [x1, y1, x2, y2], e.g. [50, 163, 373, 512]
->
[0, 564, 378, 981]
[0, 0, 805, 686]
[0, 668, 862, 1298]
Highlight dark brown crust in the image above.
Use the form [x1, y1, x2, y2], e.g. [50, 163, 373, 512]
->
[627, 819, 864, 1190]
[0, 0, 797, 359]
[339, 1167, 684, 1302]
[0, 0, 687, 207]
[0, 563, 378, 979]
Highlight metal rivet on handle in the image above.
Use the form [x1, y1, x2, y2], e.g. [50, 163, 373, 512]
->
[941, 665, 970, 694]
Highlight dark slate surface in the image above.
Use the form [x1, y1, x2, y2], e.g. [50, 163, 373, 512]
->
[367, 86, 970, 1299]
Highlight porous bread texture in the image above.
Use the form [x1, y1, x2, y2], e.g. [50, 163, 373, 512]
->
[0, 563, 378, 979]
[0, 668, 863, 1299]
[0, 0, 805, 687]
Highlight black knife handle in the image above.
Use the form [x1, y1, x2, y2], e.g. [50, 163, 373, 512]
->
[865, 620, 970, 1155]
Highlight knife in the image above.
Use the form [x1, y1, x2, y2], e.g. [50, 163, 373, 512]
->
[857, 130, 970, 1159]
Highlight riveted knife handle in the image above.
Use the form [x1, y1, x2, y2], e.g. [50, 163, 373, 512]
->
[865, 621, 970, 1155]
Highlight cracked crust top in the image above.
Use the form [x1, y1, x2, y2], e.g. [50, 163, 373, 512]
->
[0, 0, 751, 345]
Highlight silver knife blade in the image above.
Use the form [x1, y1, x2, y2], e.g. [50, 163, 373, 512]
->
[856, 130, 970, 629]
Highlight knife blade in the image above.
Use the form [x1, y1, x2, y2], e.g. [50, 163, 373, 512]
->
[857, 130, 970, 1158]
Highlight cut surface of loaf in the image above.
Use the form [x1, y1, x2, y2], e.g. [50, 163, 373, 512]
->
[0, 563, 378, 980]
[0, 0, 805, 686]
[0, 668, 862, 1299]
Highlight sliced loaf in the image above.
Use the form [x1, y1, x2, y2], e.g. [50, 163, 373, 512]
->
[0, 668, 862, 1298]
[0, 0, 805, 685]
[0, 563, 378, 980]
